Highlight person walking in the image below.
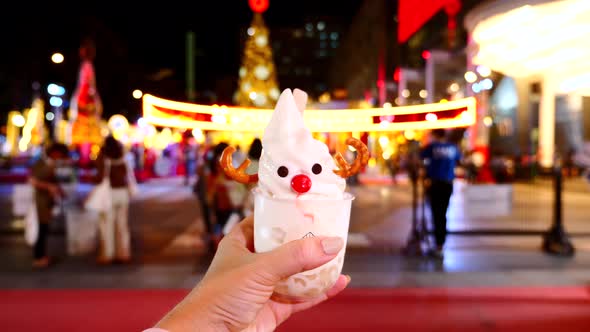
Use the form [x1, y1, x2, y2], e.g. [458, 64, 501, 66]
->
[206, 143, 246, 247]
[194, 142, 214, 250]
[95, 135, 134, 264]
[29, 143, 69, 268]
[420, 129, 461, 258]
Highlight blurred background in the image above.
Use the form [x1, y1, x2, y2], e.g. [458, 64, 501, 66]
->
[1, 0, 590, 331]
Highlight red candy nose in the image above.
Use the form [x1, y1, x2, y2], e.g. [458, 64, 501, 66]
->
[291, 174, 312, 194]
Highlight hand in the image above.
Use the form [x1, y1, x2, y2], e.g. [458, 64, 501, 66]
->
[155, 216, 350, 332]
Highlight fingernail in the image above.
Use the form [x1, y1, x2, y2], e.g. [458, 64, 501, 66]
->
[321, 237, 343, 255]
[345, 275, 352, 285]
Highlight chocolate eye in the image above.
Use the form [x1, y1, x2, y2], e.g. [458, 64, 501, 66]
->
[277, 166, 289, 178]
[312, 163, 322, 175]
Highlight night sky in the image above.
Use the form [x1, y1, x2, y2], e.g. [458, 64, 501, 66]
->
[0, 1, 364, 124]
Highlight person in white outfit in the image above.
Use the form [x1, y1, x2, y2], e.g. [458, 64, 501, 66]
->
[95, 135, 134, 264]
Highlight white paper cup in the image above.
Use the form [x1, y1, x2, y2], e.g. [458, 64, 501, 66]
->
[253, 189, 354, 302]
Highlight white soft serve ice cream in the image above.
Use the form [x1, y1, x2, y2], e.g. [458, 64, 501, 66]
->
[258, 88, 346, 199]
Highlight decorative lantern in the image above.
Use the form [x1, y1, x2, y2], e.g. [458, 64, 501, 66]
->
[249, 0, 269, 13]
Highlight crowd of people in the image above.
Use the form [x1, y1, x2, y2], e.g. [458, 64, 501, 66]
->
[23, 129, 465, 267]
[27, 128, 588, 268]
[26, 135, 264, 268]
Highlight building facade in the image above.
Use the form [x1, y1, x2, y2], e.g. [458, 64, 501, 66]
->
[465, 0, 590, 168]
[268, 17, 346, 99]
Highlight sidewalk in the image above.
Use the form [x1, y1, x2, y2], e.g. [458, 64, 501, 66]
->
[1, 177, 590, 289]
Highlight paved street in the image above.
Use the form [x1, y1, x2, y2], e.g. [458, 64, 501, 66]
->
[1, 177, 590, 289]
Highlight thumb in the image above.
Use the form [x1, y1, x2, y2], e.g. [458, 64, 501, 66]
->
[258, 236, 344, 283]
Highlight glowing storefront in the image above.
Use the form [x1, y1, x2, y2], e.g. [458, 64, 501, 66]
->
[465, 0, 590, 168]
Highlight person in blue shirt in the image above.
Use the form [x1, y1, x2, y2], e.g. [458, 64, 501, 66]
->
[420, 128, 461, 258]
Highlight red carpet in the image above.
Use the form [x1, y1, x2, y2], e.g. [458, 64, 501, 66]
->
[1, 287, 590, 331]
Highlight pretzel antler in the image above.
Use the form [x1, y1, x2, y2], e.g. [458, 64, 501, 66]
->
[333, 137, 370, 178]
[220, 146, 259, 184]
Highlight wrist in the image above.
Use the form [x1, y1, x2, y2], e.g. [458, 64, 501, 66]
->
[156, 317, 224, 332]
[156, 288, 229, 332]
[156, 308, 225, 332]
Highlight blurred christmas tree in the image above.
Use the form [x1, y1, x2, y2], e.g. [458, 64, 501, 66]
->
[69, 39, 104, 147]
[234, 0, 280, 108]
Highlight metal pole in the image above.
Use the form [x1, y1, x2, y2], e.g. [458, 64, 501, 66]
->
[412, 170, 418, 230]
[186, 31, 196, 102]
[402, 160, 421, 256]
[403, 146, 430, 256]
[542, 156, 575, 256]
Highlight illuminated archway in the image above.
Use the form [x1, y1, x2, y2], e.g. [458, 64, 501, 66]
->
[142, 94, 476, 132]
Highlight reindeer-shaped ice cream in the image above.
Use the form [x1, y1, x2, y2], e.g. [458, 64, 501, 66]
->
[219, 88, 369, 301]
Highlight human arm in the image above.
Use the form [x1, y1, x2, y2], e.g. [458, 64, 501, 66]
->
[152, 216, 349, 332]
[419, 144, 432, 161]
[95, 151, 106, 184]
[30, 161, 62, 197]
[30, 177, 61, 197]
